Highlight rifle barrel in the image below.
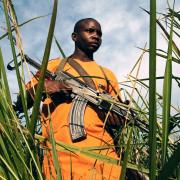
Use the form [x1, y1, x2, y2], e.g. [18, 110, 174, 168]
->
[24, 55, 55, 79]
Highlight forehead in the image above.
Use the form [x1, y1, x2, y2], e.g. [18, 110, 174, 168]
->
[79, 20, 101, 31]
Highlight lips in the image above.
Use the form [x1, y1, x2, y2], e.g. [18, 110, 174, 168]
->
[89, 42, 100, 47]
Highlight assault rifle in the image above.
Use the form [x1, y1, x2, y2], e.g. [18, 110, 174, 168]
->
[8, 55, 149, 142]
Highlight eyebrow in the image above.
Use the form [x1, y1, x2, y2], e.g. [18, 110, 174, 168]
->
[84, 27, 102, 36]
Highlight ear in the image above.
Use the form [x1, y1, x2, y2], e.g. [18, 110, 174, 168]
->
[71, 32, 77, 42]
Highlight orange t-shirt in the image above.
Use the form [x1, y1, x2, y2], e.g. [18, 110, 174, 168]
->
[28, 58, 121, 179]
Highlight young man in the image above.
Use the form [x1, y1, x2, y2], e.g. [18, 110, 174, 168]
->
[25, 18, 122, 179]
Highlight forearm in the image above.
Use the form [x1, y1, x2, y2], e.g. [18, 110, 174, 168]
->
[14, 85, 37, 113]
[14, 79, 71, 113]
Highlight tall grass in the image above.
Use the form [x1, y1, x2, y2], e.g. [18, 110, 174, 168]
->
[0, 0, 179, 179]
[29, 0, 58, 136]
[149, 0, 157, 179]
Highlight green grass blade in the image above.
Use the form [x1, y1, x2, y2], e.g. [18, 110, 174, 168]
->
[149, 0, 157, 179]
[35, 133, 149, 174]
[158, 143, 180, 180]
[54, 36, 66, 58]
[125, 75, 180, 82]
[0, 175, 7, 180]
[49, 116, 62, 179]
[120, 128, 133, 180]
[161, 13, 173, 166]
[0, 122, 35, 179]
[142, 7, 180, 58]
[46, 99, 62, 179]
[0, 14, 49, 40]
[17, 122, 43, 179]
[30, 0, 58, 135]
[0, 48, 12, 105]
[35, 134, 120, 165]
[0, 155, 19, 180]
[70, 153, 73, 180]
[2, 0, 30, 128]
[0, 135, 19, 176]
[178, 165, 180, 180]
[137, 47, 180, 64]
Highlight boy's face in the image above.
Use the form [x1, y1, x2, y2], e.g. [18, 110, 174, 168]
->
[72, 20, 102, 54]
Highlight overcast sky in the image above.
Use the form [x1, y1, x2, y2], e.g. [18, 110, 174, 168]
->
[0, 0, 179, 106]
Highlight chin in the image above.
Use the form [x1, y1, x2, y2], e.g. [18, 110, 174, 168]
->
[89, 47, 99, 53]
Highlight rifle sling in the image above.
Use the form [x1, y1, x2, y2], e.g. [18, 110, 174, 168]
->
[99, 65, 122, 103]
[67, 58, 97, 90]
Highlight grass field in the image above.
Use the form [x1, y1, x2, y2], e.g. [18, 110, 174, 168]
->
[0, 0, 179, 179]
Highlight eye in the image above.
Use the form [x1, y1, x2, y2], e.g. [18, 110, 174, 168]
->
[97, 30, 102, 37]
[86, 28, 95, 33]
[85, 28, 102, 37]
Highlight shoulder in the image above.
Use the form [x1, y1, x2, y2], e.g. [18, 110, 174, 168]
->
[100, 65, 120, 96]
[47, 57, 61, 72]
[100, 66, 118, 83]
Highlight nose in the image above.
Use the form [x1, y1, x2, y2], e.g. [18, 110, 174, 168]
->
[92, 32, 101, 42]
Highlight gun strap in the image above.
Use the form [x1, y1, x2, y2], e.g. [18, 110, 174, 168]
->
[55, 57, 96, 90]
[55, 57, 97, 142]
[99, 65, 110, 92]
[55, 57, 68, 76]
[99, 65, 122, 103]
[67, 58, 97, 90]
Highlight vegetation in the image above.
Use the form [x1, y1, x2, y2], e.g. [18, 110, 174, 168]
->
[0, 0, 179, 179]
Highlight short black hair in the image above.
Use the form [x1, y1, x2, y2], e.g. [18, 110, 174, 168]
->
[73, 18, 100, 33]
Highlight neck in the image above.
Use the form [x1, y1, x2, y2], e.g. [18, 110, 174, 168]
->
[70, 47, 94, 61]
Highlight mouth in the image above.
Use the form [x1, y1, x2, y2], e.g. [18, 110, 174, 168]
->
[90, 42, 100, 48]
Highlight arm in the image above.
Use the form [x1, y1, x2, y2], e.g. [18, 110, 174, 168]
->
[14, 73, 71, 113]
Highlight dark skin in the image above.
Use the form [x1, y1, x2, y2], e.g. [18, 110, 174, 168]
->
[70, 19, 102, 61]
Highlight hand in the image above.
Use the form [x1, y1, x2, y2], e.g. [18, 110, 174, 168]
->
[107, 99, 132, 127]
[44, 79, 72, 94]
[107, 112, 125, 127]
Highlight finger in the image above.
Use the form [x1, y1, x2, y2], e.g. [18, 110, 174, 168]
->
[107, 113, 116, 125]
[108, 113, 124, 126]
[61, 81, 72, 90]
[44, 80, 60, 93]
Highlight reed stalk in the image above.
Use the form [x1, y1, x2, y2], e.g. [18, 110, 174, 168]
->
[148, 0, 157, 179]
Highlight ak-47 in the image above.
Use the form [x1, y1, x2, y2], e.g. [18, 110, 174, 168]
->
[8, 55, 149, 142]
